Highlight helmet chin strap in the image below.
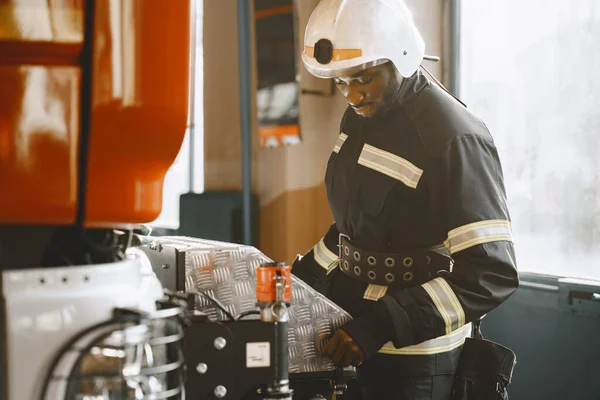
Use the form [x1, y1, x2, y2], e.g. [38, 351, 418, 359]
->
[419, 64, 467, 108]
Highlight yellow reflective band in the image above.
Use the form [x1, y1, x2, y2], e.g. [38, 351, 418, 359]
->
[358, 144, 423, 189]
[305, 46, 363, 62]
[444, 220, 512, 254]
[313, 238, 338, 274]
[379, 323, 471, 355]
[422, 278, 465, 335]
[333, 132, 348, 153]
[363, 284, 388, 301]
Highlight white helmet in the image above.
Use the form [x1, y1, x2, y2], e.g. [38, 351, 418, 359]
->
[302, 0, 432, 79]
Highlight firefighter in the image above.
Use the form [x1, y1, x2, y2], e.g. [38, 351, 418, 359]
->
[292, 0, 520, 399]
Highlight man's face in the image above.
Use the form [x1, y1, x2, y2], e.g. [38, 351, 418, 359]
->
[333, 62, 403, 118]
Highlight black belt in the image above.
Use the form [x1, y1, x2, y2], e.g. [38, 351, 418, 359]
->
[338, 235, 452, 287]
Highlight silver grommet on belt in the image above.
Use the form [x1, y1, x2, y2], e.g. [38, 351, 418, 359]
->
[353, 251, 361, 262]
[385, 273, 395, 283]
[353, 266, 361, 276]
[367, 256, 377, 266]
[385, 257, 395, 268]
[344, 246, 350, 256]
[403, 272, 414, 281]
[343, 260, 349, 271]
[425, 255, 431, 265]
[403, 257, 413, 268]
[367, 271, 377, 280]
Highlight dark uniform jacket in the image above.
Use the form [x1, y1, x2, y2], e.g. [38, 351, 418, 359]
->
[293, 69, 519, 360]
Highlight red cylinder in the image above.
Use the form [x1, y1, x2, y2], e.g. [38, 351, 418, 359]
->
[256, 262, 292, 304]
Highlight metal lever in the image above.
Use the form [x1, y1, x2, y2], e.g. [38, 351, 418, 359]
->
[331, 366, 348, 398]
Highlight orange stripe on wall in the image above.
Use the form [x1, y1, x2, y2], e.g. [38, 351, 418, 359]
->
[259, 124, 299, 140]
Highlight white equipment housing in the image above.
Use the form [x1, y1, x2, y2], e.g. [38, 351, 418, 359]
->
[1, 255, 167, 400]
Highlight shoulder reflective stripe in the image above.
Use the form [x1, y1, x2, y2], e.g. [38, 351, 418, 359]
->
[357, 144, 423, 189]
[363, 284, 388, 301]
[378, 323, 471, 355]
[422, 278, 466, 335]
[444, 219, 512, 254]
[333, 132, 348, 153]
[313, 238, 339, 273]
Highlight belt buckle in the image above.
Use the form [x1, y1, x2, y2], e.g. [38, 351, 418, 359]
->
[338, 233, 351, 260]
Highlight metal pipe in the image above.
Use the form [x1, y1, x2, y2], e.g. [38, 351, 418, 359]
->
[237, 0, 253, 245]
[76, 0, 96, 226]
[450, 0, 461, 97]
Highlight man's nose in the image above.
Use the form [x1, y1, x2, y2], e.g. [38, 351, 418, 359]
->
[344, 88, 364, 106]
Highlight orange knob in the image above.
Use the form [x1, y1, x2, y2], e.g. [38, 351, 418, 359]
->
[256, 262, 292, 304]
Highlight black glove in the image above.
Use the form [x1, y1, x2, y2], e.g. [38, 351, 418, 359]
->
[336, 308, 395, 362]
[325, 329, 365, 367]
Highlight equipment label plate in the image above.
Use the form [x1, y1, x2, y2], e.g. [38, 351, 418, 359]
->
[246, 342, 271, 368]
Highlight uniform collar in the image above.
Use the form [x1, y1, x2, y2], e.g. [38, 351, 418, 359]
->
[396, 67, 431, 106]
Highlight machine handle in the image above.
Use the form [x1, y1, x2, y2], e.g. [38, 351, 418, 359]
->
[568, 290, 600, 304]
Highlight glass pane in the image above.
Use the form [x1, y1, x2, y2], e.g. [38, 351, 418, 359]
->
[460, 0, 600, 280]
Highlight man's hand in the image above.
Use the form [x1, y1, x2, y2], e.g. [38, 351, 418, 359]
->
[325, 329, 365, 367]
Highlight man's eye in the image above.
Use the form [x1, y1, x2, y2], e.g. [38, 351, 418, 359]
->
[358, 76, 373, 84]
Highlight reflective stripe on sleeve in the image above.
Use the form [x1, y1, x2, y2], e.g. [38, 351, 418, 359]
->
[379, 323, 471, 355]
[313, 238, 338, 274]
[422, 277, 466, 335]
[444, 219, 512, 254]
[363, 284, 388, 301]
[333, 132, 348, 153]
[357, 144, 423, 189]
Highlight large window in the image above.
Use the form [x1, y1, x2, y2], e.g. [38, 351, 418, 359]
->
[460, 1, 600, 279]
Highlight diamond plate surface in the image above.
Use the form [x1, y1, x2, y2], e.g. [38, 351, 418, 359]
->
[148, 236, 352, 373]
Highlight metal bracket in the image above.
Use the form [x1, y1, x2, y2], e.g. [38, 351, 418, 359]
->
[331, 366, 348, 396]
[140, 242, 185, 292]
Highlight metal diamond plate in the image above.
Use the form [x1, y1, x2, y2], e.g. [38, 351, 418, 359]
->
[148, 236, 352, 373]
